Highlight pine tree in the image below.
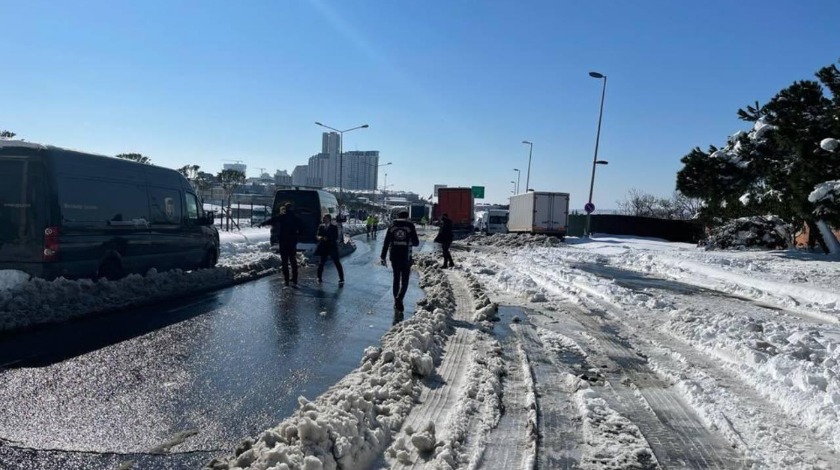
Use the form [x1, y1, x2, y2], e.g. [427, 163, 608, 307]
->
[115, 153, 152, 164]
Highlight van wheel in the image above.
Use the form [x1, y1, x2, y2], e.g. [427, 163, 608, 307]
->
[97, 258, 123, 280]
[201, 250, 217, 269]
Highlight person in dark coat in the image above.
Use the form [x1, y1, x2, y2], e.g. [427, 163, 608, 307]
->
[259, 202, 302, 286]
[315, 214, 345, 284]
[433, 213, 455, 268]
[380, 210, 420, 312]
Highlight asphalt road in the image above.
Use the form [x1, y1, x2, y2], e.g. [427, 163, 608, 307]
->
[0, 232, 428, 470]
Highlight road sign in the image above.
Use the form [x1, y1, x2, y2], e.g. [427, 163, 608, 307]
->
[584, 202, 595, 214]
[471, 186, 485, 199]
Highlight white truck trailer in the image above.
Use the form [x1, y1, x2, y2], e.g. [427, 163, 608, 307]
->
[507, 191, 570, 239]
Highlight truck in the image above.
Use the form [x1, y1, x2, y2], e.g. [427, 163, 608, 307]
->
[478, 209, 509, 235]
[508, 191, 570, 239]
[436, 187, 474, 232]
[409, 203, 430, 223]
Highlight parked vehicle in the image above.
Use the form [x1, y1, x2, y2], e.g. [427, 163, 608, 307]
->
[508, 191, 570, 239]
[436, 187, 474, 233]
[409, 203, 430, 223]
[0, 141, 219, 280]
[479, 209, 509, 234]
[270, 188, 354, 257]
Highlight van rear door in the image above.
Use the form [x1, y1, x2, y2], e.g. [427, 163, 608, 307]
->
[0, 155, 45, 267]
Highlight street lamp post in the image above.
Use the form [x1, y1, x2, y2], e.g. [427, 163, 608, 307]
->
[585, 71, 608, 237]
[513, 168, 521, 194]
[522, 141, 533, 192]
[314, 121, 369, 216]
[510, 180, 517, 194]
[371, 161, 392, 207]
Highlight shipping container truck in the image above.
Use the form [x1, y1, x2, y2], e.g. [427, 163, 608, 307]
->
[436, 187, 474, 232]
[508, 191, 570, 239]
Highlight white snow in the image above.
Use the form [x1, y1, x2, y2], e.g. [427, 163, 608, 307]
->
[809, 180, 840, 203]
[8, 222, 840, 467]
[820, 137, 839, 152]
[0, 270, 30, 291]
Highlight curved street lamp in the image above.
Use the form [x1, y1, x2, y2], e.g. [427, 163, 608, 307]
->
[513, 168, 521, 194]
[585, 71, 608, 237]
[522, 141, 533, 192]
[314, 121, 369, 212]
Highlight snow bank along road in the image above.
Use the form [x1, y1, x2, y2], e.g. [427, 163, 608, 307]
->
[209, 233, 840, 470]
[4, 228, 840, 469]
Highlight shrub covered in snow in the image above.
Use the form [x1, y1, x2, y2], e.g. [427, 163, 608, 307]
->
[701, 216, 792, 251]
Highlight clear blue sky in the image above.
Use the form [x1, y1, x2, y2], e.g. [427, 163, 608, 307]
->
[3, 1, 839, 208]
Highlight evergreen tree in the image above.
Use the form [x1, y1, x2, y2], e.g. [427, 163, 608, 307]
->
[115, 153, 152, 164]
[676, 60, 840, 251]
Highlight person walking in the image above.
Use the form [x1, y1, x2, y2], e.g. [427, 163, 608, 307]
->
[365, 214, 375, 239]
[372, 215, 380, 238]
[434, 213, 455, 268]
[259, 202, 302, 286]
[380, 210, 419, 312]
[315, 214, 345, 285]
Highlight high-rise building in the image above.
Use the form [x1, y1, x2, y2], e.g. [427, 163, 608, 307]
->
[343, 151, 380, 190]
[307, 153, 330, 188]
[274, 170, 292, 186]
[321, 132, 341, 187]
[292, 165, 308, 186]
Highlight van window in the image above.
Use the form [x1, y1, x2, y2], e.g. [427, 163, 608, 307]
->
[185, 193, 200, 222]
[0, 157, 42, 246]
[149, 187, 182, 225]
[57, 177, 149, 227]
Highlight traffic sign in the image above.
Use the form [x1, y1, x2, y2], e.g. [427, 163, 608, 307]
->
[471, 186, 485, 199]
[584, 202, 595, 214]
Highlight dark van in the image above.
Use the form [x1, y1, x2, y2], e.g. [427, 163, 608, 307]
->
[270, 189, 338, 254]
[0, 141, 219, 280]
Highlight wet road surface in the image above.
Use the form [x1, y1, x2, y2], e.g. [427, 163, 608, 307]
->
[0, 233, 427, 469]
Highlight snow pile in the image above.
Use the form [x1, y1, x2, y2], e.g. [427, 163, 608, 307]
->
[574, 379, 660, 469]
[820, 138, 840, 152]
[0, 231, 296, 333]
[0, 270, 29, 291]
[206, 256, 458, 470]
[701, 216, 791, 250]
[461, 271, 499, 325]
[462, 233, 563, 249]
[808, 180, 840, 204]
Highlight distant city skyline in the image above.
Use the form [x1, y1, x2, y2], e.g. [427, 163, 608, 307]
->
[3, 1, 839, 206]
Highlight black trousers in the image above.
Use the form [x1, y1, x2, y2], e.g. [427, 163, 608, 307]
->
[441, 240, 454, 267]
[317, 248, 344, 281]
[279, 246, 298, 283]
[390, 257, 411, 300]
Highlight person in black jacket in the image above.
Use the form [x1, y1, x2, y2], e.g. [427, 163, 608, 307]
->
[259, 203, 302, 286]
[433, 213, 455, 268]
[315, 214, 345, 285]
[380, 210, 420, 312]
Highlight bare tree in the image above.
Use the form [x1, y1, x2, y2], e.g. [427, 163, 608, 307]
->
[217, 169, 246, 231]
[617, 189, 702, 220]
[0, 130, 16, 140]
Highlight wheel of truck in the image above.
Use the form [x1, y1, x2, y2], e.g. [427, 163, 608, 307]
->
[97, 258, 124, 281]
[201, 249, 218, 269]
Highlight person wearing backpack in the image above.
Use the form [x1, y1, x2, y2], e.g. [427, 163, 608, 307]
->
[380, 210, 420, 312]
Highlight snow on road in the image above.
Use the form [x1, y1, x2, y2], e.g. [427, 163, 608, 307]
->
[6, 227, 840, 469]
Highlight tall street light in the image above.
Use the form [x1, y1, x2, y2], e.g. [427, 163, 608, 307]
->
[585, 71, 608, 237]
[314, 121, 369, 215]
[522, 141, 533, 192]
[372, 161, 392, 207]
[513, 168, 521, 194]
[510, 180, 517, 194]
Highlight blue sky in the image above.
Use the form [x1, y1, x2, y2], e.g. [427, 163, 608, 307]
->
[3, 1, 839, 208]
